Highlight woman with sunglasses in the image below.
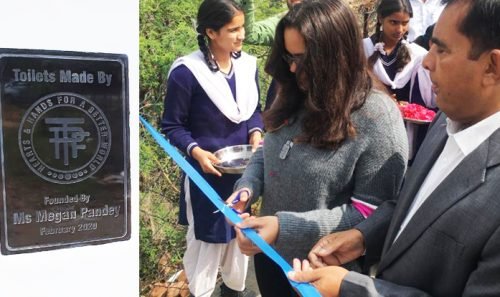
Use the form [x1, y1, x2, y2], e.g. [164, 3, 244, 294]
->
[161, 0, 263, 296]
[226, 0, 408, 296]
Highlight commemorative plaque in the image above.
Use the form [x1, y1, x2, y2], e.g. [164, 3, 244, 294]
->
[0, 48, 130, 254]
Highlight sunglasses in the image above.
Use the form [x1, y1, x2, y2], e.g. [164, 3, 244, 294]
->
[282, 52, 304, 66]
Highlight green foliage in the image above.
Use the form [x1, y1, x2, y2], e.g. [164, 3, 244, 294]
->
[139, 192, 186, 279]
[139, 0, 195, 286]
[139, 221, 161, 280]
[140, 0, 201, 120]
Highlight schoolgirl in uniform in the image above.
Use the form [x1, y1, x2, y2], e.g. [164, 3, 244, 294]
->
[363, 0, 436, 160]
[161, 0, 263, 296]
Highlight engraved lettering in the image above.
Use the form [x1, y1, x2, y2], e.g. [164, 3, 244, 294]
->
[80, 205, 120, 218]
[19, 93, 111, 184]
[43, 194, 90, 205]
[78, 222, 97, 231]
[13, 212, 32, 224]
[40, 225, 76, 235]
[35, 210, 77, 223]
[45, 118, 90, 165]
[59, 70, 94, 84]
[12, 68, 56, 83]
[56, 95, 76, 105]
[97, 71, 112, 86]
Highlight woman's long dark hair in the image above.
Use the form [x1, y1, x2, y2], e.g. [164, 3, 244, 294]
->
[196, 0, 242, 72]
[368, 0, 413, 72]
[264, 0, 372, 149]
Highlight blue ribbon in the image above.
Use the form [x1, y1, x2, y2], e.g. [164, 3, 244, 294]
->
[140, 116, 321, 297]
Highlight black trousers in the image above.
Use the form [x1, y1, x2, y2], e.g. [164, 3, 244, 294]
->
[254, 253, 299, 297]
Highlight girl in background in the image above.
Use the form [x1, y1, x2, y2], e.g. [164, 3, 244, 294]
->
[161, 0, 262, 296]
[364, 0, 436, 161]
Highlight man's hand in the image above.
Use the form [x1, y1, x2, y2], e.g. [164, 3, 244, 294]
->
[308, 229, 365, 268]
[288, 258, 348, 297]
[235, 215, 279, 256]
[191, 146, 221, 177]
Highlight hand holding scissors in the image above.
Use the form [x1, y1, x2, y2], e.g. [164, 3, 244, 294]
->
[214, 189, 251, 214]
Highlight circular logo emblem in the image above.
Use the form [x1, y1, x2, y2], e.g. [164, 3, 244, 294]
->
[18, 92, 112, 184]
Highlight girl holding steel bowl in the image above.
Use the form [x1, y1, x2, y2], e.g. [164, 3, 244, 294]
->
[161, 0, 262, 296]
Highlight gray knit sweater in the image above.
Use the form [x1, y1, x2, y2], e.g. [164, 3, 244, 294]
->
[234, 90, 408, 262]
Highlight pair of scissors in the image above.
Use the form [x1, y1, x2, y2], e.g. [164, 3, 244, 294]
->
[213, 189, 249, 215]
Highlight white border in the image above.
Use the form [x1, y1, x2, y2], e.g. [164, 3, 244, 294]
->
[0, 1, 139, 296]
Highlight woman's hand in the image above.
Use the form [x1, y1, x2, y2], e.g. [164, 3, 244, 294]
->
[191, 146, 221, 177]
[225, 188, 252, 214]
[235, 215, 279, 256]
[249, 130, 263, 152]
[288, 258, 348, 297]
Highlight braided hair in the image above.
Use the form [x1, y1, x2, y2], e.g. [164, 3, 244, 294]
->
[368, 0, 412, 73]
[196, 0, 242, 72]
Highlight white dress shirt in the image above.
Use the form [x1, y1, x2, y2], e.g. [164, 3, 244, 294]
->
[394, 111, 500, 242]
[408, 0, 446, 42]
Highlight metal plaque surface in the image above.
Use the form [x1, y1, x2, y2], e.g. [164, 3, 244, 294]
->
[0, 48, 130, 254]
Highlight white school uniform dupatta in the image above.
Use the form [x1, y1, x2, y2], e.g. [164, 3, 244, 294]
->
[168, 50, 259, 124]
[363, 38, 435, 159]
[362, 38, 429, 92]
[410, 64, 436, 108]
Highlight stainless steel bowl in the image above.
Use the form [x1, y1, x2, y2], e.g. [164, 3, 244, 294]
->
[213, 144, 253, 174]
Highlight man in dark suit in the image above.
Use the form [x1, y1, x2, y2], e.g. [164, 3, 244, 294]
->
[288, 0, 500, 296]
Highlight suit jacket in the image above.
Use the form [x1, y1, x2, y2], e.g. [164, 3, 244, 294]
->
[341, 112, 500, 297]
